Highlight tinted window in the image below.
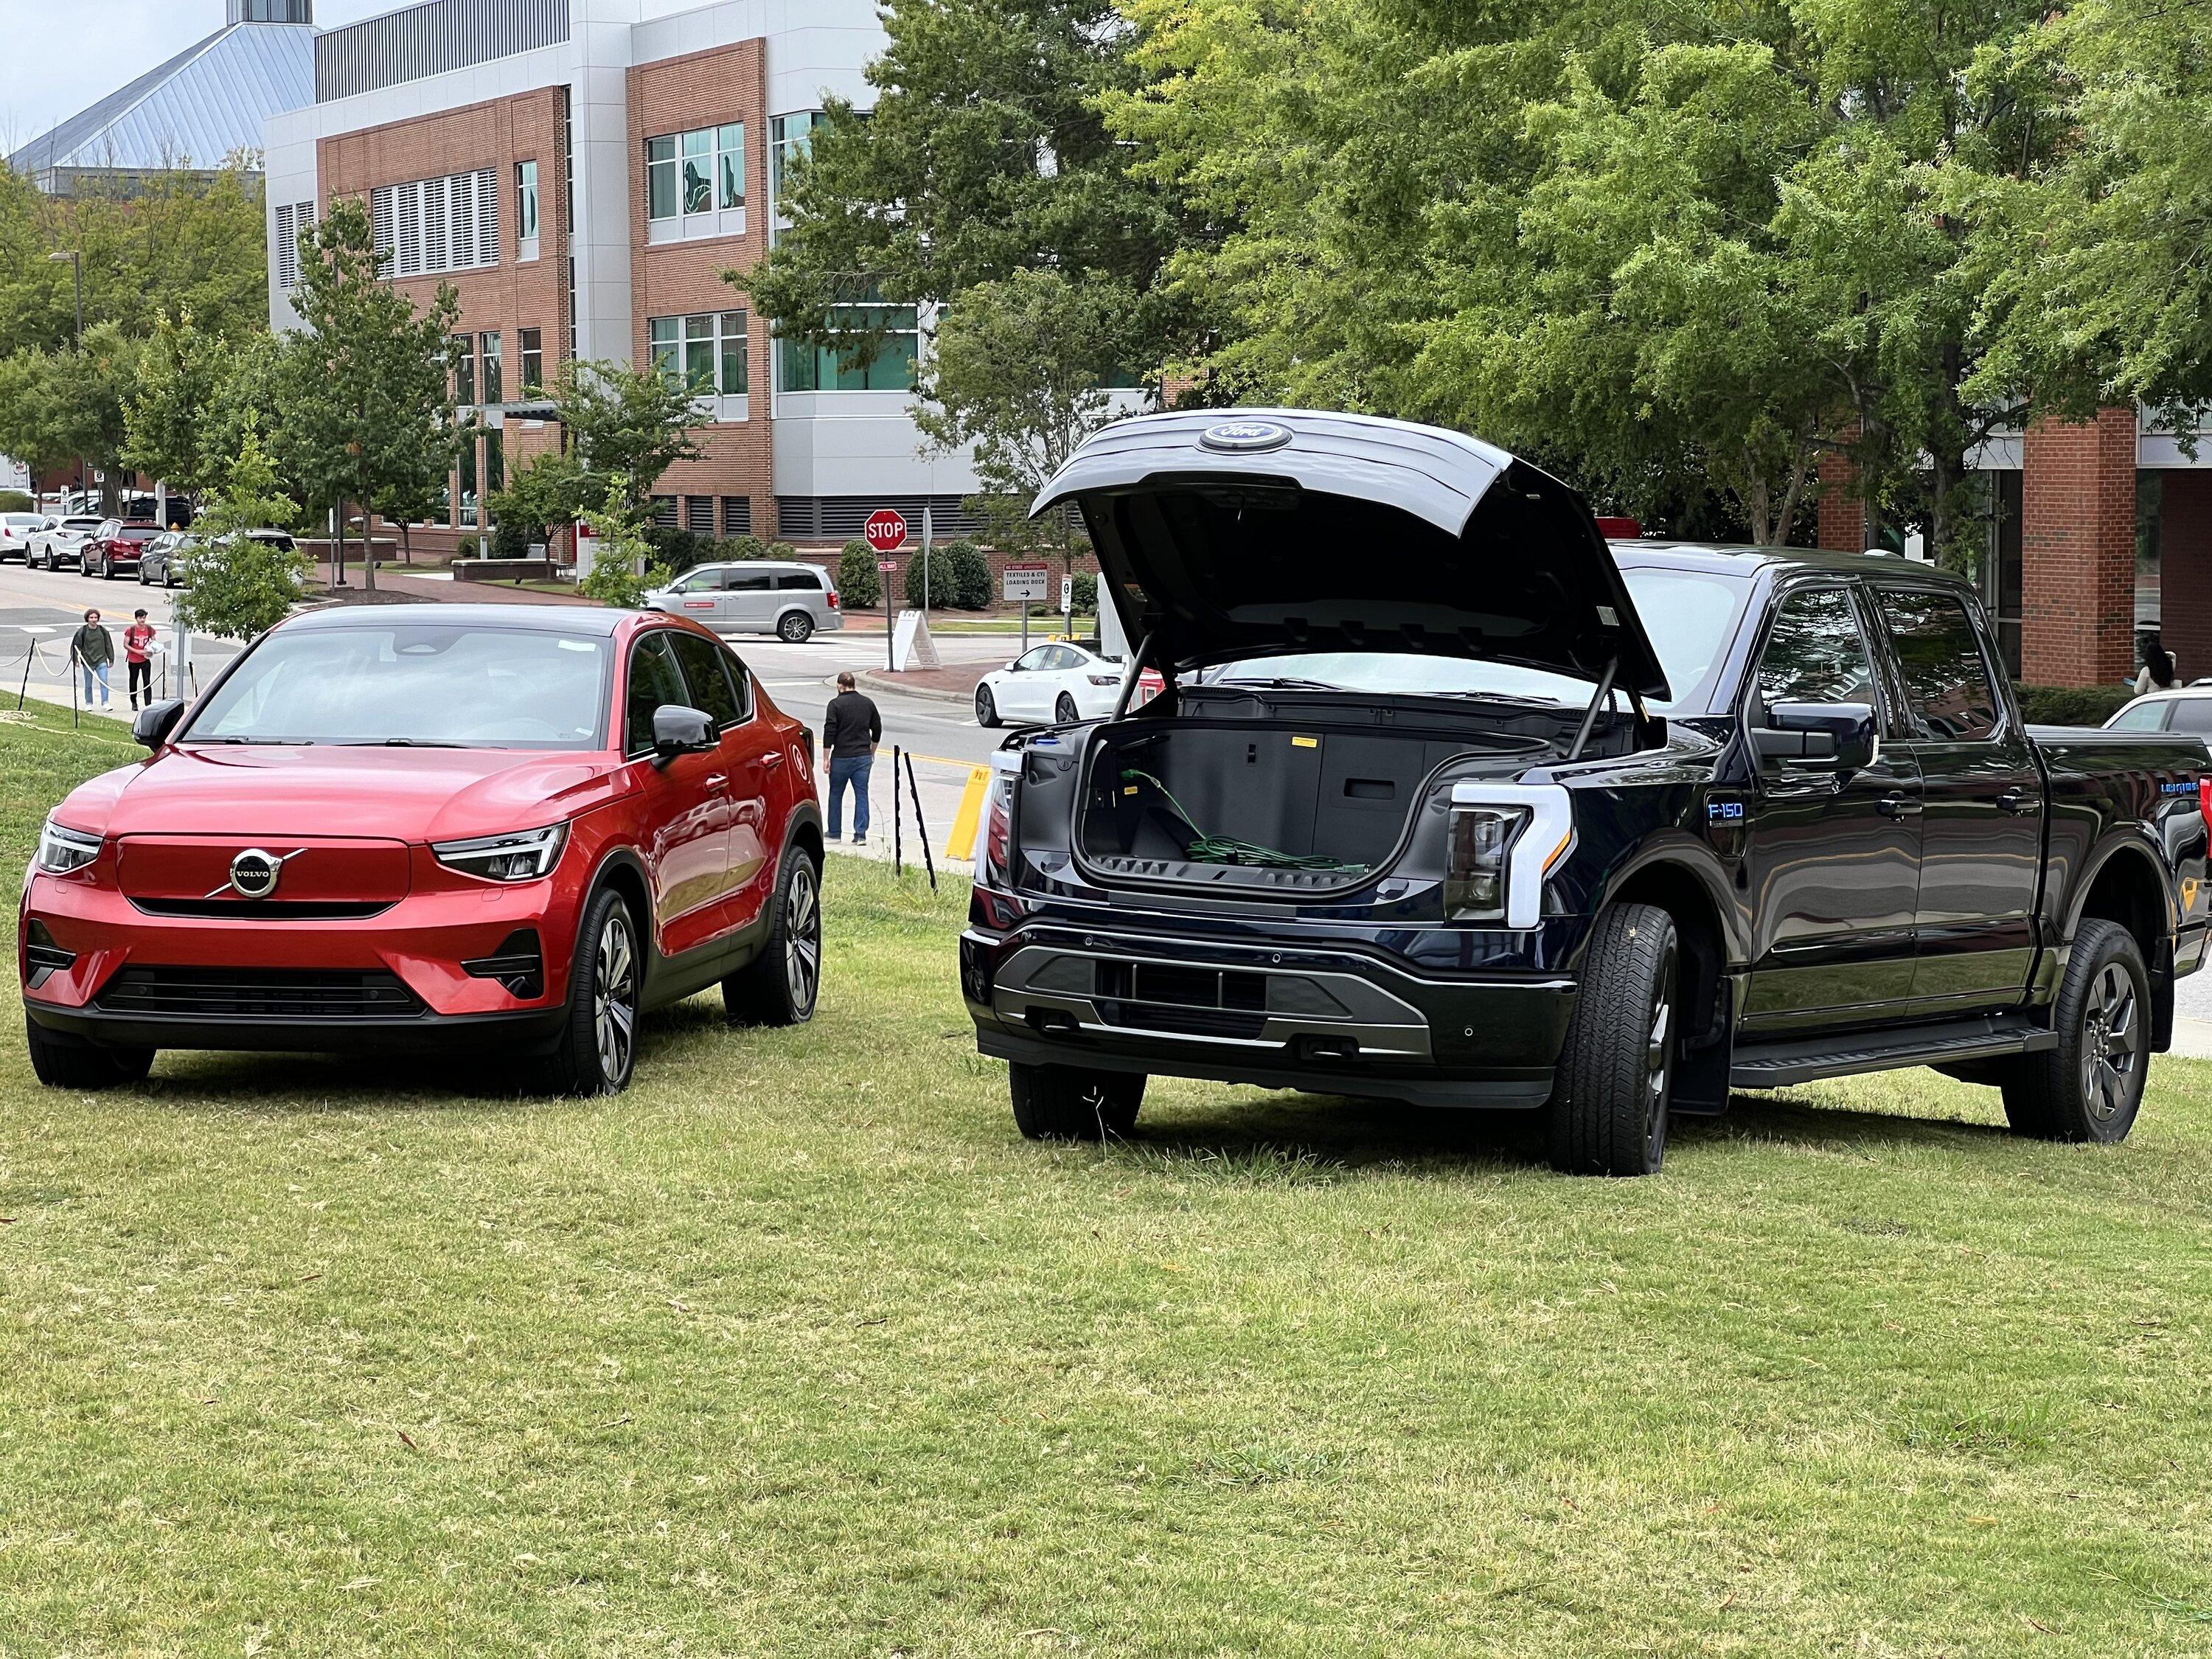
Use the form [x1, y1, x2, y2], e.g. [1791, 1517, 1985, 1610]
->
[185, 624, 612, 749]
[1881, 588, 1999, 740]
[669, 631, 743, 728]
[2108, 700, 2171, 732]
[1755, 588, 1876, 712]
[1015, 647, 1056, 672]
[728, 570, 773, 593]
[625, 631, 689, 754]
[775, 569, 821, 591]
[2168, 700, 2212, 736]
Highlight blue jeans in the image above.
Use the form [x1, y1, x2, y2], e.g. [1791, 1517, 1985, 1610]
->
[828, 754, 873, 839]
[80, 661, 109, 707]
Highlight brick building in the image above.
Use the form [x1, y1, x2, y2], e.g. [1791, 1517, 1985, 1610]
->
[1817, 408, 2212, 689]
[263, 0, 989, 557]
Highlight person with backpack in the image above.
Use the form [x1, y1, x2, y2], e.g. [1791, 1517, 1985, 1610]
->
[124, 609, 157, 710]
[71, 609, 113, 711]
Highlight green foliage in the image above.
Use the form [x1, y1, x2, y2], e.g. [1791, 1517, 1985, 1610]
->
[175, 419, 307, 643]
[0, 490, 28, 514]
[544, 358, 705, 509]
[902, 548, 960, 609]
[577, 479, 669, 609]
[1071, 571, 1098, 614]
[485, 450, 588, 547]
[838, 540, 881, 608]
[942, 540, 993, 610]
[0, 321, 141, 511]
[2014, 684, 2136, 726]
[487, 518, 535, 560]
[123, 307, 238, 497]
[645, 524, 709, 576]
[276, 196, 461, 591]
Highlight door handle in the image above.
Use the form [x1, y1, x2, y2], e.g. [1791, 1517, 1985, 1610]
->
[705, 773, 728, 790]
[760, 751, 786, 770]
[1877, 793, 1923, 818]
[1998, 789, 2041, 815]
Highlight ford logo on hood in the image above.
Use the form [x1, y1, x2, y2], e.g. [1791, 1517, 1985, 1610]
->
[1199, 420, 1293, 453]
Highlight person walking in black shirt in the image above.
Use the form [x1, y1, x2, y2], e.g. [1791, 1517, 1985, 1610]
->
[822, 672, 882, 845]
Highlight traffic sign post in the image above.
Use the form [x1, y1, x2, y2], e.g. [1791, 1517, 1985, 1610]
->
[866, 511, 909, 669]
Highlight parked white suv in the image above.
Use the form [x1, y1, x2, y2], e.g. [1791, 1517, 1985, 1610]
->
[28, 515, 103, 571]
[644, 560, 843, 642]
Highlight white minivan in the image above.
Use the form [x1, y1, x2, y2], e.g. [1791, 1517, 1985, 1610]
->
[644, 560, 843, 642]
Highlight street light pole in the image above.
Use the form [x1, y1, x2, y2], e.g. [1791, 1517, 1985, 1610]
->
[47, 251, 83, 510]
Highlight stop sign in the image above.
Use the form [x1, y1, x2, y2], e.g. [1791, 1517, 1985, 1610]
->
[863, 509, 908, 553]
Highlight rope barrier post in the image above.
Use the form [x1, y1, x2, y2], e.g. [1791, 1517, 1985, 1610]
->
[891, 744, 904, 875]
[16, 641, 34, 712]
[67, 644, 78, 728]
[905, 750, 937, 893]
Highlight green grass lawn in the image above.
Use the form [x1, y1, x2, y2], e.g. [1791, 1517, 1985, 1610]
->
[4, 702, 2212, 1653]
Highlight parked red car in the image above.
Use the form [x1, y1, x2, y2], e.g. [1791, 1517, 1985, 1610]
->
[82, 520, 163, 580]
[21, 605, 824, 1093]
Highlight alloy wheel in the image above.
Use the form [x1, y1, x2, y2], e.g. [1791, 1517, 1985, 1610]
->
[592, 908, 639, 1087]
[1644, 941, 1678, 1166]
[2080, 961, 2140, 1123]
[784, 860, 821, 1018]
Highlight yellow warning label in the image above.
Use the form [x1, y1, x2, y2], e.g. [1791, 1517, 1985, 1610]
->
[1124, 785, 1139, 796]
[1291, 735, 1319, 749]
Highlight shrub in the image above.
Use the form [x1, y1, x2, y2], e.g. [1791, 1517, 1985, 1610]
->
[943, 540, 992, 610]
[838, 539, 880, 609]
[2014, 684, 2136, 726]
[717, 534, 770, 561]
[0, 490, 30, 514]
[487, 516, 535, 560]
[904, 547, 960, 609]
[1071, 571, 1099, 615]
[644, 524, 707, 575]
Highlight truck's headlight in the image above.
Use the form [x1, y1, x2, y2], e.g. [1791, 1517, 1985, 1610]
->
[35, 818, 102, 874]
[1446, 806, 1526, 922]
[433, 824, 568, 883]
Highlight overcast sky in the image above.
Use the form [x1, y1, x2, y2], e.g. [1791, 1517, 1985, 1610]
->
[0, 1, 392, 155]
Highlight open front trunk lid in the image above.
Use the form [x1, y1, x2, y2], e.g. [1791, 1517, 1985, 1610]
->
[1032, 410, 1669, 700]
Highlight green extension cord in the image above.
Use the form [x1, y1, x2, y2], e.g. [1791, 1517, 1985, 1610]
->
[1119, 768, 1367, 873]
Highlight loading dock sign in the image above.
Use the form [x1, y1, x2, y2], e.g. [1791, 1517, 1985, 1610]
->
[1003, 563, 1051, 604]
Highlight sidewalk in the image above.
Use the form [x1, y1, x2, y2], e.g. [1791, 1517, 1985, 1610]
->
[305, 564, 598, 607]
[857, 664, 991, 706]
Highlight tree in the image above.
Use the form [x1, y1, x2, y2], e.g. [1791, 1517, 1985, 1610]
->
[278, 195, 461, 591]
[576, 477, 668, 609]
[0, 321, 142, 511]
[911, 269, 1144, 568]
[175, 418, 307, 643]
[124, 308, 236, 496]
[544, 358, 705, 512]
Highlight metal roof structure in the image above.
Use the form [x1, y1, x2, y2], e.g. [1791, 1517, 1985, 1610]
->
[8, 10, 316, 195]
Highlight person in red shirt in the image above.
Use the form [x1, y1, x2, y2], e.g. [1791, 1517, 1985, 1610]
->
[123, 609, 157, 712]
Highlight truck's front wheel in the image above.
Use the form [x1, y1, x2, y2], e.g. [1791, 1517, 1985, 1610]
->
[1548, 902, 1678, 1177]
[1010, 1062, 1143, 1141]
[1999, 918, 2149, 1144]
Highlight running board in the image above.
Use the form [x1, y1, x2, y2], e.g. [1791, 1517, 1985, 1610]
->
[1730, 1016, 2055, 1089]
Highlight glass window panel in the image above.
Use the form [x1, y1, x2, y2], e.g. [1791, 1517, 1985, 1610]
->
[1755, 588, 1875, 711]
[669, 632, 743, 728]
[681, 128, 712, 214]
[625, 633, 688, 754]
[720, 313, 747, 394]
[684, 335, 715, 393]
[518, 328, 543, 394]
[650, 317, 680, 388]
[452, 334, 475, 404]
[517, 160, 539, 241]
[647, 137, 677, 220]
[718, 124, 744, 207]
[1879, 588, 2000, 741]
[479, 333, 502, 404]
[484, 428, 504, 497]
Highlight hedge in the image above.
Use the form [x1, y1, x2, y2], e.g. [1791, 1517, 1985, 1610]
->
[838, 540, 880, 609]
[2013, 684, 2137, 726]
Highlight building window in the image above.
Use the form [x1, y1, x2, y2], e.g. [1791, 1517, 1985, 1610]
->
[685, 496, 715, 534]
[771, 111, 828, 201]
[480, 333, 503, 405]
[518, 327, 543, 395]
[273, 199, 316, 290]
[452, 334, 476, 404]
[459, 437, 479, 529]
[647, 124, 744, 243]
[516, 160, 540, 259]
[371, 168, 500, 278]
[721, 496, 752, 536]
[650, 495, 679, 529]
[778, 293, 917, 393]
[650, 311, 748, 399]
[484, 428, 504, 499]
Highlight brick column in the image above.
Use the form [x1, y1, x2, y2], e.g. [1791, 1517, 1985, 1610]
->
[2158, 472, 2212, 686]
[2021, 407, 2138, 687]
[1816, 447, 1865, 552]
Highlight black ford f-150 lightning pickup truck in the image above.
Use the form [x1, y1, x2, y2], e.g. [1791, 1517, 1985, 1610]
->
[961, 410, 2212, 1175]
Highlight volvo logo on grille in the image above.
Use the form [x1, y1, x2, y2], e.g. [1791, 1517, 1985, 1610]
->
[208, 847, 305, 901]
[1198, 419, 1293, 453]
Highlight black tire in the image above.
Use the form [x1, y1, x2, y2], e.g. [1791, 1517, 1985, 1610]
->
[527, 886, 642, 1096]
[1998, 918, 2149, 1143]
[777, 611, 814, 644]
[26, 1018, 153, 1090]
[1009, 1062, 1144, 1141]
[723, 844, 823, 1026]
[1547, 902, 1680, 1176]
[1054, 692, 1079, 725]
[975, 686, 999, 728]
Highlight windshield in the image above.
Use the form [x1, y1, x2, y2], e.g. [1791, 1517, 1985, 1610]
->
[1206, 566, 1752, 712]
[181, 623, 613, 748]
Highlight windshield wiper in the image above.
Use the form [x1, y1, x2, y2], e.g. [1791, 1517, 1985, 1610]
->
[349, 738, 467, 748]
[1434, 691, 1566, 706]
[200, 736, 314, 745]
[1214, 676, 1343, 692]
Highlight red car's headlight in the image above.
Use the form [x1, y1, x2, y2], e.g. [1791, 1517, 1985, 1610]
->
[35, 818, 102, 875]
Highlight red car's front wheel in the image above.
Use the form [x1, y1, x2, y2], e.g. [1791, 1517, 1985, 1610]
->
[529, 886, 641, 1096]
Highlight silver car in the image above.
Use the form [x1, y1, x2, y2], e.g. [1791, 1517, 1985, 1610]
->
[645, 560, 843, 643]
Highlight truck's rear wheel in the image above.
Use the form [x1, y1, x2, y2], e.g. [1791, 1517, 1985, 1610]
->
[1010, 1062, 1143, 1141]
[1547, 902, 1678, 1176]
[1998, 918, 2149, 1144]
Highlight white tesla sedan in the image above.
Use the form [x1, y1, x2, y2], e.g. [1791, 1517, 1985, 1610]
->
[974, 641, 1161, 727]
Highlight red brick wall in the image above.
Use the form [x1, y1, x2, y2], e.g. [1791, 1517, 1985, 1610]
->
[2159, 472, 2212, 687]
[627, 41, 775, 539]
[319, 91, 571, 554]
[2022, 407, 2138, 686]
[1816, 445, 1864, 552]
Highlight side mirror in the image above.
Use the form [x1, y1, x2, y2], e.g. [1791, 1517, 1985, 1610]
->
[651, 703, 717, 765]
[1754, 702, 1877, 773]
[133, 698, 186, 749]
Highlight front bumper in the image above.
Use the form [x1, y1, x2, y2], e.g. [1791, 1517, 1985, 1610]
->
[21, 860, 582, 1054]
[961, 922, 1577, 1108]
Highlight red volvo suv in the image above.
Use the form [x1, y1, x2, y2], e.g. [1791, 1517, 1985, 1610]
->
[21, 605, 824, 1093]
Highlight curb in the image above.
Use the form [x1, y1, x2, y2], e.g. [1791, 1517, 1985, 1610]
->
[855, 668, 982, 708]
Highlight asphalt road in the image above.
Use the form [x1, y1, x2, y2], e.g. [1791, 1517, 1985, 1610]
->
[0, 553, 246, 713]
